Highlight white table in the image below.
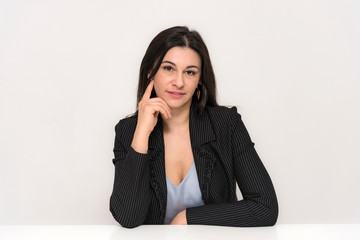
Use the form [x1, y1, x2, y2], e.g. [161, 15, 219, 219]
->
[1, 224, 359, 240]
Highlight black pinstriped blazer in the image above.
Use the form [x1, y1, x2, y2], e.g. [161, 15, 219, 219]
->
[110, 99, 278, 228]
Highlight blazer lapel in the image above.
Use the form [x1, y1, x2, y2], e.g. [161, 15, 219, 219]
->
[148, 120, 167, 221]
[189, 99, 217, 204]
[189, 99, 216, 146]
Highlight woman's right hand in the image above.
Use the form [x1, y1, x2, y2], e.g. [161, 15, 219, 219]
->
[137, 80, 172, 135]
[131, 80, 171, 153]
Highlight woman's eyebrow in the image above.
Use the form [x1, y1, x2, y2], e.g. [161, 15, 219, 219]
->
[162, 60, 176, 66]
[162, 60, 200, 70]
[186, 65, 200, 70]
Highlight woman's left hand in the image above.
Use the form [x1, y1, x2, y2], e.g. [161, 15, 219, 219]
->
[170, 210, 188, 225]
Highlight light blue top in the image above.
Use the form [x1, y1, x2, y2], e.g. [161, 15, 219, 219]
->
[164, 162, 205, 224]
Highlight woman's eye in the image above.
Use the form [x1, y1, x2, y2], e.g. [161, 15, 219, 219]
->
[163, 66, 173, 71]
[186, 71, 196, 76]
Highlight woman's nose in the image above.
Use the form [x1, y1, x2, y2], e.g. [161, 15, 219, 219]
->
[173, 72, 184, 88]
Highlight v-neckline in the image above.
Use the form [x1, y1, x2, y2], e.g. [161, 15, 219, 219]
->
[166, 162, 194, 187]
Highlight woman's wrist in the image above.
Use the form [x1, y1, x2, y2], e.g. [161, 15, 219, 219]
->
[131, 128, 151, 154]
[170, 210, 188, 225]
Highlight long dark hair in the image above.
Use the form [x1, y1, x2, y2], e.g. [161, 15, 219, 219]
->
[135, 26, 218, 115]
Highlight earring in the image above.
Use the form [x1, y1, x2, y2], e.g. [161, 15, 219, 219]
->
[196, 82, 202, 100]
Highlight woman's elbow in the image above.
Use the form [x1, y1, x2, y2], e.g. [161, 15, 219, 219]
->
[110, 204, 142, 228]
[251, 196, 278, 226]
[109, 195, 149, 228]
[266, 207, 278, 226]
[263, 198, 279, 226]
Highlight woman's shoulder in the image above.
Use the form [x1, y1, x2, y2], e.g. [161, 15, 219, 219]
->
[114, 114, 138, 133]
[205, 104, 245, 134]
[205, 104, 241, 122]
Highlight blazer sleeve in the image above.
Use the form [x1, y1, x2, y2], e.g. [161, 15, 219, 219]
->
[109, 120, 152, 228]
[186, 107, 278, 226]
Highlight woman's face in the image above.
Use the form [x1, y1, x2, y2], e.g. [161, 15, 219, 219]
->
[152, 46, 201, 111]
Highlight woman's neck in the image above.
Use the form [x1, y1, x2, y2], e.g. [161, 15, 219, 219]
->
[162, 104, 191, 134]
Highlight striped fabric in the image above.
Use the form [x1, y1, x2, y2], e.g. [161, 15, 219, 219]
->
[110, 98, 278, 228]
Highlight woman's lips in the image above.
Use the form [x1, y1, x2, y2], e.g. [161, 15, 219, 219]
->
[167, 91, 185, 99]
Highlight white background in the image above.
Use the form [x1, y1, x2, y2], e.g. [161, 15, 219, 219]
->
[1, 0, 359, 224]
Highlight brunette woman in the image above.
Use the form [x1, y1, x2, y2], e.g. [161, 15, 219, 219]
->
[110, 26, 278, 228]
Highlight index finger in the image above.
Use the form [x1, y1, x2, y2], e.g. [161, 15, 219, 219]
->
[142, 80, 154, 100]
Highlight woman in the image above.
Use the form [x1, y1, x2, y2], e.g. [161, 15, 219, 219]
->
[110, 26, 278, 228]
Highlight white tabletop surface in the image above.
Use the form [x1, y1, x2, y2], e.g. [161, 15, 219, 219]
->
[1, 224, 360, 240]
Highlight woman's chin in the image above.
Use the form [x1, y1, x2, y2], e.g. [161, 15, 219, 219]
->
[167, 101, 192, 111]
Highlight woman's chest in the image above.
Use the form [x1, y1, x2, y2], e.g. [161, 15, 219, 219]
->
[163, 134, 194, 186]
